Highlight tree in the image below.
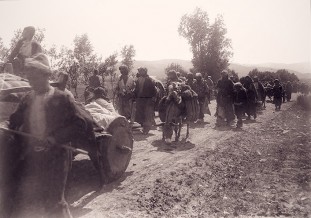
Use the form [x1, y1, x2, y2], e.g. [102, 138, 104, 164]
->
[120, 45, 136, 74]
[248, 68, 299, 83]
[73, 33, 100, 84]
[206, 16, 233, 81]
[47, 44, 60, 71]
[0, 37, 8, 60]
[179, 8, 232, 81]
[165, 63, 188, 77]
[33, 28, 46, 45]
[227, 69, 239, 82]
[98, 53, 118, 103]
[276, 69, 298, 82]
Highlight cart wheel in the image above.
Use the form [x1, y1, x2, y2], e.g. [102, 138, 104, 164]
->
[97, 116, 133, 183]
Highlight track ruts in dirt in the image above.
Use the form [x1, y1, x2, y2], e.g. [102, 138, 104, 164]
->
[69, 96, 310, 218]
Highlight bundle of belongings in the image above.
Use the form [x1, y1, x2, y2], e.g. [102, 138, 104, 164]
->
[159, 81, 199, 123]
[84, 87, 122, 130]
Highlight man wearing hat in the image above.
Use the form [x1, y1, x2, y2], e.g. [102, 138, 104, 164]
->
[215, 70, 235, 126]
[253, 76, 265, 107]
[6, 53, 94, 217]
[134, 67, 157, 134]
[233, 82, 248, 128]
[7, 26, 42, 75]
[273, 79, 283, 111]
[88, 69, 101, 89]
[116, 65, 135, 120]
[193, 73, 209, 122]
[185, 72, 195, 90]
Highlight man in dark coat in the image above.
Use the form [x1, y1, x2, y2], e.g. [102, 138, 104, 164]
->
[134, 67, 157, 134]
[233, 82, 248, 128]
[185, 72, 196, 91]
[273, 79, 283, 111]
[5, 53, 95, 218]
[192, 73, 209, 122]
[253, 76, 265, 104]
[285, 81, 293, 102]
[88, 69, 101, 89]
[244, 76, 258, 120]
[216, 71, 235, 126]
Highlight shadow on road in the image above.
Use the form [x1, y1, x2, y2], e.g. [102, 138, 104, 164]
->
[133, 131, 156, 141]
[151, 139, 195, 153]
[66, 159, 134, 217]
[191, 121, 210, 129]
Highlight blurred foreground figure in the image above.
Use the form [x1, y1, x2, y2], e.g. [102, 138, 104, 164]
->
[4, 53, 92, 218]
[7, 26, 42, 75]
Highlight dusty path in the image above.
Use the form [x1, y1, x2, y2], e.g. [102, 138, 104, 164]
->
[66, 95, 310, 217]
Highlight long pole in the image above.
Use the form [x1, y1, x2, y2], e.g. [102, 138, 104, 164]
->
[0, 127, 88, 155]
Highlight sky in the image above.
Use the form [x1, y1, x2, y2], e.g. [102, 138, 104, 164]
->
[0, 0, 310, 65]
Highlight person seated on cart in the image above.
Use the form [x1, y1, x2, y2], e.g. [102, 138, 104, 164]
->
[5, 53, 95, 218]
[84, 87, 132, 154]
[85, 87, 118, 118]
[7, 26, 42, 76]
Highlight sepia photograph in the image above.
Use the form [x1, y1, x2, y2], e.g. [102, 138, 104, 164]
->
[0, 0, 310, 217]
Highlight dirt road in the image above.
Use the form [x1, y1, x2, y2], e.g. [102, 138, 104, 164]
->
[67, 95, 311, 218]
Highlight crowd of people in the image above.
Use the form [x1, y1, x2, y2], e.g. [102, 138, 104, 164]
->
[97, 66, 306, 131]
[1, 26, 310, 218]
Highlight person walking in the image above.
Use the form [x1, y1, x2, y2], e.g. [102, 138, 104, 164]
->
[193, 73, 209, 122]
[233, 82, 248, 128]
[273, 79, 283, 111]
[215, 71, 235, 126]
[5, 53, 95, 218]
[134, 67, 157, 134]
[116, 65, 135, 120]
[244, 76, 258, 120]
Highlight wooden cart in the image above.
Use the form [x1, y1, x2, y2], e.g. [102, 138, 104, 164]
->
[0, 73, 133, 184]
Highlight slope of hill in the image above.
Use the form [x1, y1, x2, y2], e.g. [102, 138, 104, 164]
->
[133, 59, 193, 79]
[258, 62, 311, 75]
[131, 59, 311, 80]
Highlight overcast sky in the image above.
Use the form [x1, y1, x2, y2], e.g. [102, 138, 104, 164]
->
[0, 0, 310, 65]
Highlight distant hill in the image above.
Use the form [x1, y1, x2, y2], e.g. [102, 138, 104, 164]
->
[132, 59, 311, 80]
[230, 62, 311, 79]
[133, 59, 193, 79]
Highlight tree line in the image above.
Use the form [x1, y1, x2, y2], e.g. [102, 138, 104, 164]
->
[0, 29, 136, 87]
[0, 7, 302, 89]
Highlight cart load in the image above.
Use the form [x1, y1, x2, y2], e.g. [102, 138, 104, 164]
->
[0, 73, 133, 185]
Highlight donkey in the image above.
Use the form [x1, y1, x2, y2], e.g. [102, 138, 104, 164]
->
[159, 91, 190, 144]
